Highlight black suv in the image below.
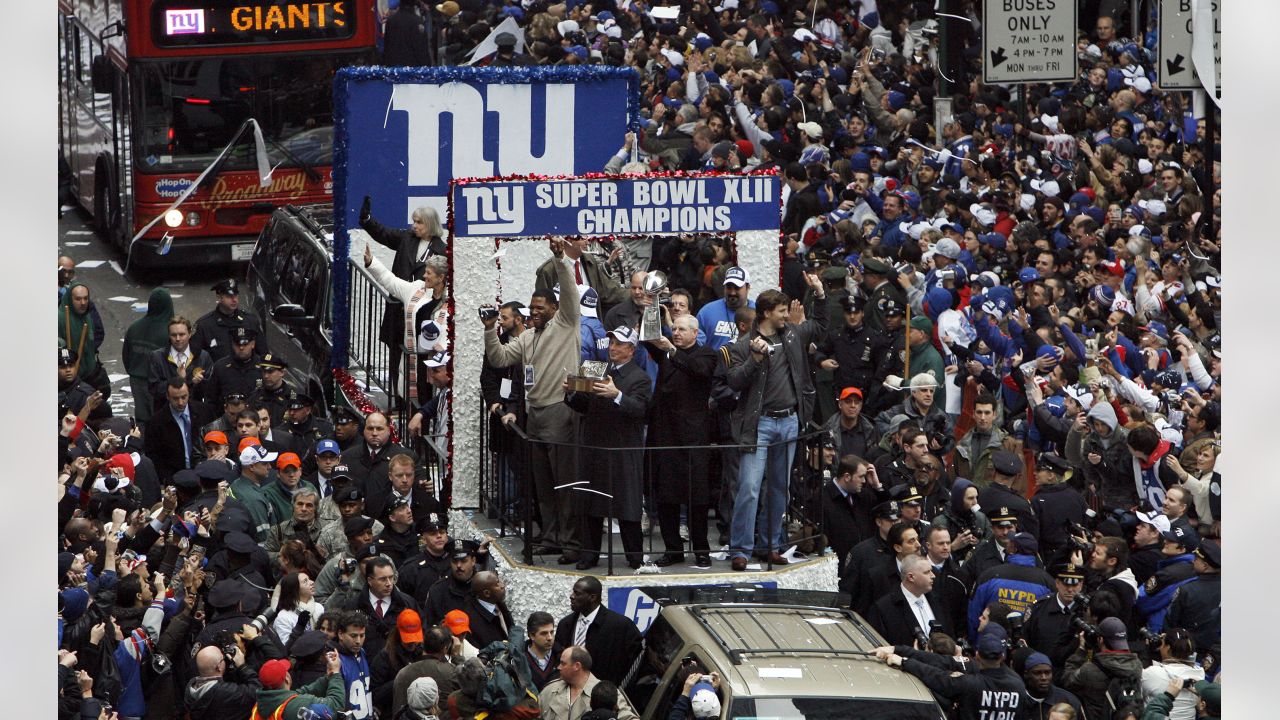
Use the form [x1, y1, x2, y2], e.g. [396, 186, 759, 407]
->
[244, 204, 336, 415]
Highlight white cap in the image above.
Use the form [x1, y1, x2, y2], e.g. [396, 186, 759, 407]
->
[239, 445, 279, 466]
[659, 48, 685, 67]
[797, 121, 823, 139]
[556, 19, 580, 36]
[1136, 511, 1172, 534]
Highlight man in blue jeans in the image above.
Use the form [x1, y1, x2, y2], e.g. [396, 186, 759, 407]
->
[725, 275, 828, 571]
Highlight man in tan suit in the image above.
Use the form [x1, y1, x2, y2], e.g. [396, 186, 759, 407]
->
[538, 646, 640, 720]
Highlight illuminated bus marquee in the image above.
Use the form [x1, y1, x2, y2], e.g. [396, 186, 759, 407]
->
[152, 1, 354, 46]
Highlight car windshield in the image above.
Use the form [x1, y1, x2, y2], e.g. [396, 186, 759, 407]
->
[730, 697, 941, 719]
[134, 52, 366, 174]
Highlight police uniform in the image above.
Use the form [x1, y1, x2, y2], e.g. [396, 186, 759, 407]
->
[840, 500, 901, 615]
[273, 391, 335, 470]
[816, 294, 895, 402]
[895, 633, 1027, 720]
[1165, 541, 1221, 653]
[396, 512, 452, 605]
[977, 451, 1038, 541]
[1027, 454, 1087, 563]
[862, 258, 908, 334]
[1023, 562, 1087, 679]
[372, 497, 421, 567]
[57, 347, 98, 416]
[960, 509, 1017, 589]
[192, 279, 267, 362]
[249, 353, 294, 427]
[967, 533, 1054, 641]
[204, 328, 263, 403]
[889, 484, 931, 538]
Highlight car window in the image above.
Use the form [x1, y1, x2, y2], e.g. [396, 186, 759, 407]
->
[280, 239, 323, 316]
[271, 224, 297, 287]
[653, 651, 719, 720]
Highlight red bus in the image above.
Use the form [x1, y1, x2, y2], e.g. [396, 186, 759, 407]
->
[58, 0, 377, 269]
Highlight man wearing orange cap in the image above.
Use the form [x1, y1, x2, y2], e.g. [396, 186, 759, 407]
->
[441, 609, 480, 660]
[202, 431, 231, 462]
[263, 452, 320, 527]
[251, 651, 346, 720]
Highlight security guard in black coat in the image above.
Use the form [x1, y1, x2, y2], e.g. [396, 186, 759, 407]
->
[372, 496, 420, 566]
[960, 509, 1019, 589]
[1028, 453, 1088, 564]
[815, 294, 895, 408]
[205, 328, 263, 403]
[331, 405, 364, 453]
[194, 579, 257, 648]
[977, 450, 1038, 540]
[422, 539, 488, 625]
[192, 279, 268, 363]
[273, 391, 335, 472]
[1165, 540, 1221, 653]
[1023, 562, 1088, 682]
[883, 631, 1026, 719]
[249, 354, 294, 427]
[840, 500, 901, 615]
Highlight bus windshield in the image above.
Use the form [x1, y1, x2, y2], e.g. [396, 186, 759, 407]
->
[135, 52, 365, 174]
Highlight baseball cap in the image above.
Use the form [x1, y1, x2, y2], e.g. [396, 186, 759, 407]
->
[1009, 532, 1038, 555]
[238, 436, 261, 453]
[608, 326, 638, 346]
[202, 431, 229, 446]
[259, 658, 292, 689]
[1098, 617, 1129, 650]
[977, 631, 1008, 658]
[424, 351, 451, 368]
[1193, 681, 1221, 714]
[1162, 525, 1200, 551]
[276, 452, 302, 470]
[1136, 510, 1172, 535]
[316, 439, 341, 456]
[344, 515, 375, 538]
[442, 609, 472, 636]
[689, 679, 722, 718]
[723, 267, 750, 287]
[837, 386, 863, 401]
[397, 609, 425, 644]
[238, 444, 278, 465]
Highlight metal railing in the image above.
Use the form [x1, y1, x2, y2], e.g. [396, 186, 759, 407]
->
[477, 393, 837, 575]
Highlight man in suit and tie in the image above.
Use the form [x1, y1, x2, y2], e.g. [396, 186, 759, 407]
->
[145, 376, 217, 484]
[866, 554, 954, 647]
[564, 326, 653, 570]
[554, 577, 642, 687]
[534, 236, 627, 322]
[463, 570, 513, 651]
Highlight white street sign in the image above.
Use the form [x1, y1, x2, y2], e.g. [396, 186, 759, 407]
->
[982, 0, 1077, 84]
[1158, 0, 1220, 91]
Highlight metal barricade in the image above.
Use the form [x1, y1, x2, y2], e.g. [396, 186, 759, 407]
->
[477, 392, 834, 575]
[344, 256, 414, 432]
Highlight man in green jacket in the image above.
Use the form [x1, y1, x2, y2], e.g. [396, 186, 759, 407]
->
[58, 280, 106, 394]
[904, 315, 946, 408]
[252, 654, 347, 720]
[231, 444, 279, 541]
[121, 288, 174, 423]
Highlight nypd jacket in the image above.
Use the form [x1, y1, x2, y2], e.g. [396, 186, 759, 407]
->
[899, 651, 1026, 720]
[967, 555, 1054, 642]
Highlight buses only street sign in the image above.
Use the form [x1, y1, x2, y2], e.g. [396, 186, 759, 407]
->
[982, 0, 1077, 84]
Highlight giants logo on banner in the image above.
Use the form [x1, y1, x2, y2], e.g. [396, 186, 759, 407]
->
[334, 65, 638, 227]
[330, 65, 639, 366]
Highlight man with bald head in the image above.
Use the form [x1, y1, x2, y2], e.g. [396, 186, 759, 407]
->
[465, 570, 514, 650]
[185, 643, 260, 720]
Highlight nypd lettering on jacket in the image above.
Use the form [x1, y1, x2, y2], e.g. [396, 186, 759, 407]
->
[454, 175, 780, 237]
[979, 690, 1019, 718]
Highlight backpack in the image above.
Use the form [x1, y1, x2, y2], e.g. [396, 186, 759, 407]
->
[1100, 661, 1143, 712]
[475, 627, 538, 714]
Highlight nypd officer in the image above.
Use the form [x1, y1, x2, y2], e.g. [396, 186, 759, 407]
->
[840, 499, 901, 615]
[977, 450, 1037, 541]
[1165, 539, 1221, 653]
[1023, 561, 1088, 681]
[273, 391, 334, 468]
[332, 405, 364, 452]
[878, 630, 1026, 719]
[204, 327, 262, 404]
[1028, 452, 1088, 563]
[861, 257, 907, 334]
[58, 347, 100, 417]
[815, 293, 894, 409]
[250, 353, 294, 426]
[192, 279, 267, 363]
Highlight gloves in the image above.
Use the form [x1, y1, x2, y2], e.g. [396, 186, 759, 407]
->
[360, 195, 372, 224]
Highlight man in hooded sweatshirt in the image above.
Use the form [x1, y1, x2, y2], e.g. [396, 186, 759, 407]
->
[122, 288, 174, 424]
[1065, 400, 1136, 514]
[59, 280, 109, 398]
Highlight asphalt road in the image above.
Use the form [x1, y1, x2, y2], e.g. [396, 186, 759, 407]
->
[57, 206, 242, 420]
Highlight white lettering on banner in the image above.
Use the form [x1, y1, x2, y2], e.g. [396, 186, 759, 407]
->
[393, 83, 575, 189]
[621, 590, 661, 634]
[534, 182, 619, 209]
[723, 177, 776, 203]
[461, 186, 525, 233]
[578, 206, 732, 235]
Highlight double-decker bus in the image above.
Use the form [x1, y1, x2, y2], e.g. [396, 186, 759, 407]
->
[58, 0, 377, 269]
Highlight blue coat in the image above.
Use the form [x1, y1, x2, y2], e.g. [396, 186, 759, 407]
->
[967, 555, 1054, 642]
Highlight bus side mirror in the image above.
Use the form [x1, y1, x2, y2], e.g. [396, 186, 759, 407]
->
[91, 55, 115, 95]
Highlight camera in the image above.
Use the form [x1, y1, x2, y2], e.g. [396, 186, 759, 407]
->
[1006, 611, 1026, 646]
[478, 306, 499, 321]
[870, 48, 886, 62]
[1136, 627, 1164, 647]
[339, 557, 357, 575]
[1183, 677, 1198, 690]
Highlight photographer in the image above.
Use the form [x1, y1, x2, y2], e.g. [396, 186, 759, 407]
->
[1061, 618, 1144, 720]
[1140, 628, 1205, 720]
[185, 643, 260, 720]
